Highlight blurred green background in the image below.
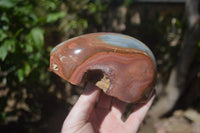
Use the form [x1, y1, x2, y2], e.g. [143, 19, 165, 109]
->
[0, 0, 200, 133]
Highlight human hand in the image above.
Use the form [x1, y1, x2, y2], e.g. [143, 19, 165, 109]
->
[62, 83, 155, 133]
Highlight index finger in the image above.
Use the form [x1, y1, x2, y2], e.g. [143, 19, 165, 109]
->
[63, 83, 100, 125]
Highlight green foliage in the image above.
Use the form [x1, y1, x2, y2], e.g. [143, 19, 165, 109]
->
[1, 0, 54, 83]
[0, 0, 107, 125]
[0, 0, 16, 8]
[47, 12, 66, 23]
[58, 0, 107, 35]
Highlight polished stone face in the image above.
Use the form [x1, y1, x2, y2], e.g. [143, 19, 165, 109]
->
[98, 34, 156, 65]
[50, 33, 156, 103]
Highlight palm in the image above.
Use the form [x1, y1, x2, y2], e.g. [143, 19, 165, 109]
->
[62, 85, 155, 133]
[89, 92, 129, 133]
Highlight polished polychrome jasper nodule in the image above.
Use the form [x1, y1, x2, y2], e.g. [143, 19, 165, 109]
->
[50, 33, 156, 103]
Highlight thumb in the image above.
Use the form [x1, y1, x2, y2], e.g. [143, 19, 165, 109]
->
[72, 83, 101, 119]
[63, 83, 100, 125]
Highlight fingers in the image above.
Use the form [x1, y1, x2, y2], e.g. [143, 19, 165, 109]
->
[125, 93, 156, 133]
[96, 91, 113, 109]
[62, 83, 100, 133]
[65, 83, 100, 122]
[96, 92, 126, 121]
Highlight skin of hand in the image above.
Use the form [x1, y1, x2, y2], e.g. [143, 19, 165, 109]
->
[62, 83, 156, 133]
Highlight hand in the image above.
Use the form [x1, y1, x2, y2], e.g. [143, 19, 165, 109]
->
[62, 83, 155, 133]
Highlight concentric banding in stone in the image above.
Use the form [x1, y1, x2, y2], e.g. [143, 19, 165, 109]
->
[50, 33, 156, 103]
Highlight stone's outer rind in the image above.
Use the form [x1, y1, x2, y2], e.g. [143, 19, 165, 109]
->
[50, 33, 156, 103]
[98, 34, 156, 66]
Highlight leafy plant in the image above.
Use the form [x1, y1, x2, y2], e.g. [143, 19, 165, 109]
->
[0, 0, 107, 125]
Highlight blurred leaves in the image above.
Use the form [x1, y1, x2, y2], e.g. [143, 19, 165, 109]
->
[47, 12, 66, 23]
[0, 0, 108, 126]
[0, 39, 15, 61]
[0, 0, 66, 124]
[0, 0, 16, 8]
[29, 28, 44, 50]
[17, 63, 31, 82]
[0, 45, 7, 61]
